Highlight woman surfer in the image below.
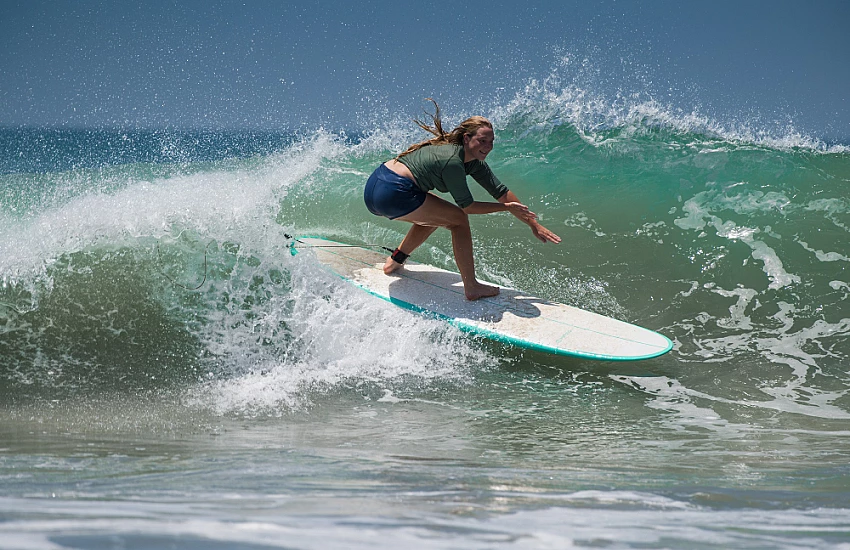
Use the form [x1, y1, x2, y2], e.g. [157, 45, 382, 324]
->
[364, 100, 561, 301]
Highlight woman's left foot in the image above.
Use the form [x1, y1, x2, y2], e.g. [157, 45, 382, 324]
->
[383, 257, 403, 274]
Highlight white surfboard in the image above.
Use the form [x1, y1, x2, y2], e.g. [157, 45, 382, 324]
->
[291, 236, 673, 361]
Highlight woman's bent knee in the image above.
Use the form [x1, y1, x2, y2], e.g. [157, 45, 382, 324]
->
[445, 208, 469, 229]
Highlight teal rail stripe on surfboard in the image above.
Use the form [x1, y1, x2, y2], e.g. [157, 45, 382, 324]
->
[290, 237, 673, 361]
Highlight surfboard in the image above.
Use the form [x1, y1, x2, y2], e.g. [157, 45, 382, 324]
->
[290, 236, 673, 361]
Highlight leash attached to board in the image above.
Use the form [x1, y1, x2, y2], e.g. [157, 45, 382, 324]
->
[156, 234, 398, 292]
[285, 234, 394, 254]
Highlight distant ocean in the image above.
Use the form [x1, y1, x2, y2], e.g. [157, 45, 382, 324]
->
[2, 82, 849, 548]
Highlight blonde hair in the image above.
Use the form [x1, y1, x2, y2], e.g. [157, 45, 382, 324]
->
[396, 99, 493, 159]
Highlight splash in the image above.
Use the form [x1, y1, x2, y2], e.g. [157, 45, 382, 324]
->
[186, 255, 494, 415]
[490, 55, 848, 153]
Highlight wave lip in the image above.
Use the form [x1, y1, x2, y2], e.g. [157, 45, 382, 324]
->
[491, 66, 848, 154]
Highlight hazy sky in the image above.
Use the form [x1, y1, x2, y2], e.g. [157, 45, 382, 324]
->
[2, 0, 848, 140]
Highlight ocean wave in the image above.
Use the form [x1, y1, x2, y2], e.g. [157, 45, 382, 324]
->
[2, 99, 848, 414]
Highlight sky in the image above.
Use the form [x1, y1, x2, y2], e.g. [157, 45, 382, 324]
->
[1, 0, 848, 141]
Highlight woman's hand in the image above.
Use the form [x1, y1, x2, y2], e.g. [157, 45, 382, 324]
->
[497, 191, 560, 243]
[504, 201, 538, 223]
[529, 222, 561, 244]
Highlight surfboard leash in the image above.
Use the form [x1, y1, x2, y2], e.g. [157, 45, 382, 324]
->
[284, 234, 394, 254]
[155, 239, 212, 291]
[155, 235, 398, 292]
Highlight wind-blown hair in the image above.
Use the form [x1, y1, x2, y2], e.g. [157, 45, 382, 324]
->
[396, 99, 493, 159]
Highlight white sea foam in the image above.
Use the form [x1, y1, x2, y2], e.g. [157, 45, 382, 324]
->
[711, 286, 758, 331]
[616, 371, 850, 425]
[798, 241, 850, 262]
[185, 252, 493, 415]
[623, 292, 850, 420]
[674, 190, 801, 289]
[830, 281, 850, 294]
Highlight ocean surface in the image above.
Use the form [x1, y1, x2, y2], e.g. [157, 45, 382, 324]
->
[2, 89, 850, 549]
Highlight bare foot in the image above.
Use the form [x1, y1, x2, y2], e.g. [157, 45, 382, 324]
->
[383, 256, 403, 275]
[464, 282, 500, 301]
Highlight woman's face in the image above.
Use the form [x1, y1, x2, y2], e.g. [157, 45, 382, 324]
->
[463, 126, 494, 162]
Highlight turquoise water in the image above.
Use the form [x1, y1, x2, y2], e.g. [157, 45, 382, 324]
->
[1, 91, 849, 548]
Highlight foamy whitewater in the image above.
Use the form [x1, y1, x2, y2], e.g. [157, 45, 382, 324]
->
[2, 76, 849, 548]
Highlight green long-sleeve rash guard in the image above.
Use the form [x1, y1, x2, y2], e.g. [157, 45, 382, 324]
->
[396, 144, 509, 209]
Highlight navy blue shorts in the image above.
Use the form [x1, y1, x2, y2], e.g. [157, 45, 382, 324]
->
[364, 163, 427, 219]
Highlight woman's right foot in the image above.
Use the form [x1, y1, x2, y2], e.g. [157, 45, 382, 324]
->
[465, 282, 500, 301]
